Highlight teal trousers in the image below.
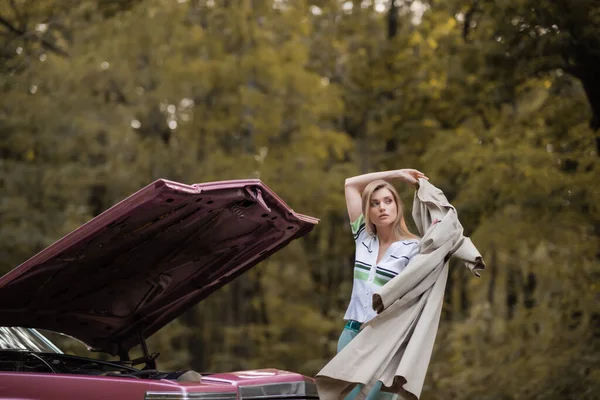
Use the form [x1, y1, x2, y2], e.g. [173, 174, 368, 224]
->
[337, 325, 397, 400]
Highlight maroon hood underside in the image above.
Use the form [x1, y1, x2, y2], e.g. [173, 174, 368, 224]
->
[0, 179, 318, 355]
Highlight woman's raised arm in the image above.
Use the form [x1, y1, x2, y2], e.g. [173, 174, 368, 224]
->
[344, 169, 427, 222]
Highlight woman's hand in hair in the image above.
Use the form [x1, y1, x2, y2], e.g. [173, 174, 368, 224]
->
[395, 169, 428, 186]
[345, 169, 427, 221]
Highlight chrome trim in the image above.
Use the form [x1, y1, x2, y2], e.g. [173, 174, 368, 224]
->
[0, 327, 62, 353]
[200, 376, 237, 384]
[239, 381, 319, 399]
[144, 392, 237, 400]
[29, 328, 64, 354]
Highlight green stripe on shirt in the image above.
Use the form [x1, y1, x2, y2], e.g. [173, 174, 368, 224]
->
[355, 263, 370, 272]
[373, 276, 390, 286]
[354, 269, 369, 281]
[376, 269, 396, 279]
[350, 214, 365, 235]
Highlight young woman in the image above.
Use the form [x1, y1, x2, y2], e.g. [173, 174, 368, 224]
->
[340, 168, 427, 400]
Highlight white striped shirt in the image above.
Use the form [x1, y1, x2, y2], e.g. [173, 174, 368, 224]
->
[343, 214, 419, 323]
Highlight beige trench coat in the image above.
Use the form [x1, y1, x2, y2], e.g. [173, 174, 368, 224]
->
[316, 179, 485, 400]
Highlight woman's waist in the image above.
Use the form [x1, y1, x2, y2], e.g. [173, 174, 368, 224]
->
[344, 319, 363, 331]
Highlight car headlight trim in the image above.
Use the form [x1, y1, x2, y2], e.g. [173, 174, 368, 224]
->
[144, 392, 237, 400]
[239, 381, 319, 399]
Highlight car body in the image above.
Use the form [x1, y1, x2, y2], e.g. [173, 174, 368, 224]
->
[0, 179, 319, 400]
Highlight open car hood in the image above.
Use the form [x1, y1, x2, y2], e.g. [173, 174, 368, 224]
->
[0, 179, 318, 355]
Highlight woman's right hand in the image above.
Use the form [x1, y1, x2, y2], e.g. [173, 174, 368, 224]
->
[395, 169, 428, 186]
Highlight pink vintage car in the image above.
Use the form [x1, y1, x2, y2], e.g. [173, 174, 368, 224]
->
[0, 179, 319, 399]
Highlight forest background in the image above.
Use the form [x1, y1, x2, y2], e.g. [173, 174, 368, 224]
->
[1, 0, 598, 399]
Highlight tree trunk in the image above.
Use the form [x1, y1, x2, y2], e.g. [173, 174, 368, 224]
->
[387, 0, 398, 39]
[577, 69, 600, 155]
[570, 45, 600, 154]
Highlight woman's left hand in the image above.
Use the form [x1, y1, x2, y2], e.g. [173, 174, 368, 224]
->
[396, 169, 428, 186]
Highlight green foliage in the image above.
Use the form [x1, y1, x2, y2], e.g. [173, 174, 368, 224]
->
[1, 1, 598, 399]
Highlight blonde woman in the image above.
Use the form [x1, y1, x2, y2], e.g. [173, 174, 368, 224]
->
[340, 169, 427, 400]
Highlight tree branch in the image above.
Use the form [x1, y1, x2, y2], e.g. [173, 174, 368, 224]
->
[0, 15, 69, 57]
[531, 62, 578, 76]
[0, 15, 22, 36]
[8, 0, 23, 25]
[463, 0, 480, 42]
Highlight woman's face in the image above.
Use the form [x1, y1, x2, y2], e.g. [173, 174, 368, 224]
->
[368, 187, 399, 230]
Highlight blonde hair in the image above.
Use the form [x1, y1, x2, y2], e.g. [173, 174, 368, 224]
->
[361, 180, 419, 240]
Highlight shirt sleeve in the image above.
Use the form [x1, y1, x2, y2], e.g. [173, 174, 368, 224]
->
[405, 241, 420, 263]
[395, 240, 421, 274]
[350, 214, 366, 242]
